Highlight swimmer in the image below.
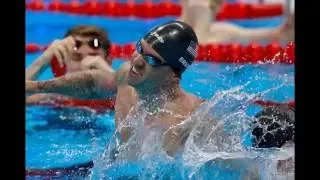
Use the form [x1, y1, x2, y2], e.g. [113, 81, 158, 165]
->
[179, 0, 294, 43]
[26, 21, 205, 156]
[252, 105, 294, 149]
[229, 104, 295, 179]
[25, 21, 294, 177]
[251, 104, 294, 175]
[26, 25, 114, 105]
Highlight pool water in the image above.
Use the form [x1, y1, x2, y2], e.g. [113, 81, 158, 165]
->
[26, 5, 294, 180]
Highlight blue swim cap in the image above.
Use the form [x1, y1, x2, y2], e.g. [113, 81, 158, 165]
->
[143, 21, 199, 75]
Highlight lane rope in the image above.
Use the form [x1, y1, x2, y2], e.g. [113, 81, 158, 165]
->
[26, 0, 284, 20]
[26, 41, 295, 64]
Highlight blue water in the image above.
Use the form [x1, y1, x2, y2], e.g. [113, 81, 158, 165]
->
[26, 11, 285, 45]
[25, 5, 294, 179]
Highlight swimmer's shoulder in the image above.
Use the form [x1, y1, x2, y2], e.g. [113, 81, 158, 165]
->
[181, 92, 205, 112]
[188, 92, 205, 104]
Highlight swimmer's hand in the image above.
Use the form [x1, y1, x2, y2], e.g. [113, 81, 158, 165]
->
[25, 37, 75, 81]
[41, 36, 76, 68]
[81, 55, 115, 73]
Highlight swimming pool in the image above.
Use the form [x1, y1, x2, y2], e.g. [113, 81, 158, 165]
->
[26, 3, 294, 179]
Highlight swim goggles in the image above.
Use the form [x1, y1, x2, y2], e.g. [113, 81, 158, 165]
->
[135, 40, 168, 67]
[74, 38, 103, 51]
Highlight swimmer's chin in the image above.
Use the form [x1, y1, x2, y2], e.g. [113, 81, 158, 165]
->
[115, 68, 143, 87]
[115, 62, 144, 86]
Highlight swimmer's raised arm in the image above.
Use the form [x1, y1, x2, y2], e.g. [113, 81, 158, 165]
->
[208, 23, 281, 42]
[26, 37, 76, 80]
[26, 70, 117, 99]
[180, 0, 294, 43]
[178, 0, 213, 42]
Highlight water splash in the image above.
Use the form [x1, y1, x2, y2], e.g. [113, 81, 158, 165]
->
[180, 83, 293, 178]
[91, 82, 294, 179]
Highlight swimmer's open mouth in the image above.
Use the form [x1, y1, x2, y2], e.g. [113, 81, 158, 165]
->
[130, 65, 140, 76]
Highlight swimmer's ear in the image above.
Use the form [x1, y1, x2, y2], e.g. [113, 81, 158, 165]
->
[172, 73, 180, 83]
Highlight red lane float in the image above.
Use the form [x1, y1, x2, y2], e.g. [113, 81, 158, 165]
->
[50, 56, 66, 77]
[33, 98, 115, 112]
[247, 4, 283, 19]
[254, 100, 295, 108]
[26, 42, 295, 64]
[26, 0, 284, 20]
[25, 43, 46, 53]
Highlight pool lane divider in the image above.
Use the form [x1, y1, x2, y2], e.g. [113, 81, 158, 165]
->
[26, 41, 295, 64]
[26, 0, 284, 20]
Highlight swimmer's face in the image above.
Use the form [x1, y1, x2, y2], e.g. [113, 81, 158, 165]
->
[66, 35, 106, 73]
[128, 39, 175, 88]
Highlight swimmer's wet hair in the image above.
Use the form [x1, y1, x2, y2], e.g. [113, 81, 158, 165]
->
[251, 106, 295, 148]
[64, 25, 111, 55]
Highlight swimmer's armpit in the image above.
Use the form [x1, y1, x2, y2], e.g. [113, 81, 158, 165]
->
[26, 70, 117, 99]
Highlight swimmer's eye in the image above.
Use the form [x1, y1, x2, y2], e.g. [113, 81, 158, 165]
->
[74, 40, 82, 51]
[74, 38, 103, 51]
[88, 38, 102, 49]
[136, 39, 168, 67]
[143, 55, 168, 67]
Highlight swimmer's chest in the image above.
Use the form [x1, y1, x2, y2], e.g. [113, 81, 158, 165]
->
[139, 101, 201, 129]
[143, 111, 186, 129]
[115, 88, 203, 129]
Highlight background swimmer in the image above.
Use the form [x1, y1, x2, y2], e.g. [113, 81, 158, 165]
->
[179, 0, 294, 43]
[26, 25, 114, 104]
